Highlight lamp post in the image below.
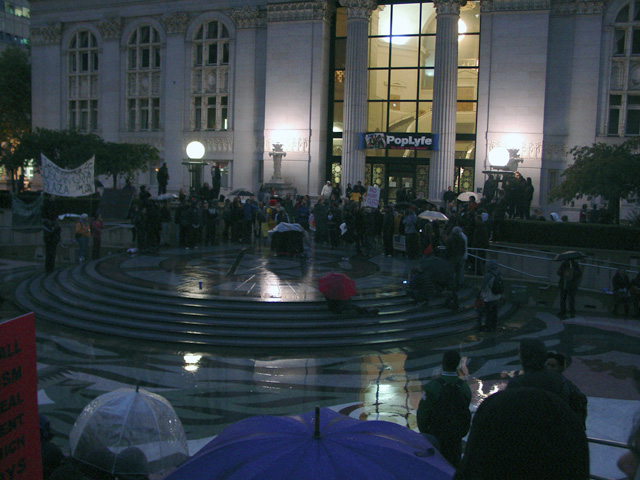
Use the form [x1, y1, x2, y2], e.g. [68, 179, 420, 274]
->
[268, 142, 287, 182]
[183, 141, 208, 196]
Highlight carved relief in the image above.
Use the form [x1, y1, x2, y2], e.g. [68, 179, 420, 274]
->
[30, 24, 62, 46]
[264, 137, 310, 153]
[97, 18, 122, 39]
[481, 0, 550, 13]
[551, 0, 605, 15]
[433, 0, 466, 16]
[268, 1, 332, 22]
[520, 142, 542, 159]
[542, 143, 567, 161]
[231, 6, 266, 28]
[629, 63, 640, 90]
[120, 136, 165, 151]
[160, 12, 190, 34]
[611, 62, 624, 89]
[339, 0, 377, 19]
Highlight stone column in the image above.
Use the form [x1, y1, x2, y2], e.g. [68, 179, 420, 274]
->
[428, 0, 464, 205]
[339, 0, 377, 195]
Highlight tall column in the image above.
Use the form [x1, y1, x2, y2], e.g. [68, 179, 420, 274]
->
[340, 0, 377, 195]
[428, 0, 463, 205]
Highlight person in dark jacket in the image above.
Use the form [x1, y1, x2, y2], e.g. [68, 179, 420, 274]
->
[454, 387, 589, 480]
[382, 205, 395, 257]
[558, 259, 582, 319]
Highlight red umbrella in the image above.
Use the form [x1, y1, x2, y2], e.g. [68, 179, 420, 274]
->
[318, 273, 357, 301]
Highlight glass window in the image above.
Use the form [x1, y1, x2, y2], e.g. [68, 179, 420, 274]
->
[626, 108, 640, 134]
[367, 102, 388, 132]
[192, 19, 232, 131]
[127, 25, 162, 132]
[68, 31, 99, 132]
[390, 69, 418, 100]
[369, 70, 389, 100]
[369, 37, 390, 69]
[615, 29, 627, 55]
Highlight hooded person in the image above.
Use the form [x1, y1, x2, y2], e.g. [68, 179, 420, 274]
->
[453, 387, 589, 480]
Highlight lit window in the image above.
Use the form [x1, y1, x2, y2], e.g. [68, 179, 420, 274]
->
[191, 20, 230, 131]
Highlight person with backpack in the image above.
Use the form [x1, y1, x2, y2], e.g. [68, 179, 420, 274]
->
[417, 350, 472, 468]
[478, 260, 503, 331]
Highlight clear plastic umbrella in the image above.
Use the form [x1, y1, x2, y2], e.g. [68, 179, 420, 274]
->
[69, 387, 189, 477]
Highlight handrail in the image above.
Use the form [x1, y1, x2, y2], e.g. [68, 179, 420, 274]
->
[467, 248, 552, 289]
[586, 436, 629, 480]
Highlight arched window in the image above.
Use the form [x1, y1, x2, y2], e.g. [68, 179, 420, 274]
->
[607, 2, 640, 135]
[191, 19, 230, 131]
[127, 25, 162, 131]
[68, 30, 99, 132]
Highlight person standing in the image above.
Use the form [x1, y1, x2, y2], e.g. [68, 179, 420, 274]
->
[43, 218, 61, 273]
[417, 350, 472, 468]
[557, 259, 582, 319]
[91, 214, 104, 260]
[320, 181, 333, 198]
[478, 260, 502, 331]
[403, 206, 419, 259]
[75, 214, 91, 262]
[157, 162, 169, 195]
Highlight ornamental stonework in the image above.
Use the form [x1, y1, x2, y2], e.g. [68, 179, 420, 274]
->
[267, 1, 332, 22]
[30, 24, 62, 46]
[97, 18, 122, 39]
[542, 143, 567, 161]
[551, 0, 605, 15]
[339, 0, 377, 19]
[481, 0, 550, 12]
[434, 0, 466, 15]
[231, 6, 266, 28]
[160, 12, 190, 34]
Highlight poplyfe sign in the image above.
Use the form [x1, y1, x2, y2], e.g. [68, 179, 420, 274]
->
[360, 132, 439, 151]
[0, 313, 42, 480]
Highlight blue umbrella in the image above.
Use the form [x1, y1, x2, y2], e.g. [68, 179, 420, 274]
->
[166, 407, 453, 480]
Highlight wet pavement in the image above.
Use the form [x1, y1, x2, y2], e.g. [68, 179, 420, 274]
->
[1, 244, 639, 480]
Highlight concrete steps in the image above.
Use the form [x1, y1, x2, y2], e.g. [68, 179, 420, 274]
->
[16, 257, 518, 350]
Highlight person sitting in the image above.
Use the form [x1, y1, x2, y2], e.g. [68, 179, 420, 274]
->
[612, 268, 632, 316]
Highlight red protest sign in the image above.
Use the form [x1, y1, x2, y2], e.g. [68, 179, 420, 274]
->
[0, 313, 42, 480]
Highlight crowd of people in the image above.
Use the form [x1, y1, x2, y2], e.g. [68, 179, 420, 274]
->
[418, 341, 639, 480]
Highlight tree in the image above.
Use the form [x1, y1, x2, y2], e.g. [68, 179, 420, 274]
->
[96, 141, 159, 188]
[548, 138, 640, 223]
[0, 46, 31, 192]
[3, 128, 159, 191]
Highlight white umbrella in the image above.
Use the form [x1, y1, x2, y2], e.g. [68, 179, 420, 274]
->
[457, 191, 476, 202]
[70, 387, 189, 477]
[157, 193, 177, 201]
[418, 211, 449, 222]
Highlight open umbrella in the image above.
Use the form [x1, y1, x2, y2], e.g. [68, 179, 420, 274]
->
[318, 272, 357, 301]
[69, 387, 189, 477]
[419, 210, 449, 222]
[230, 188, 254, 197]
[456, 191, 476, 202]
[554, 250, 587, 262]
[165, 407, 454, 480]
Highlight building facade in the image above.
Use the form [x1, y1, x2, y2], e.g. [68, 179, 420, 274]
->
[1, 0, 30, 51]
[28, 0, 635, 217]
